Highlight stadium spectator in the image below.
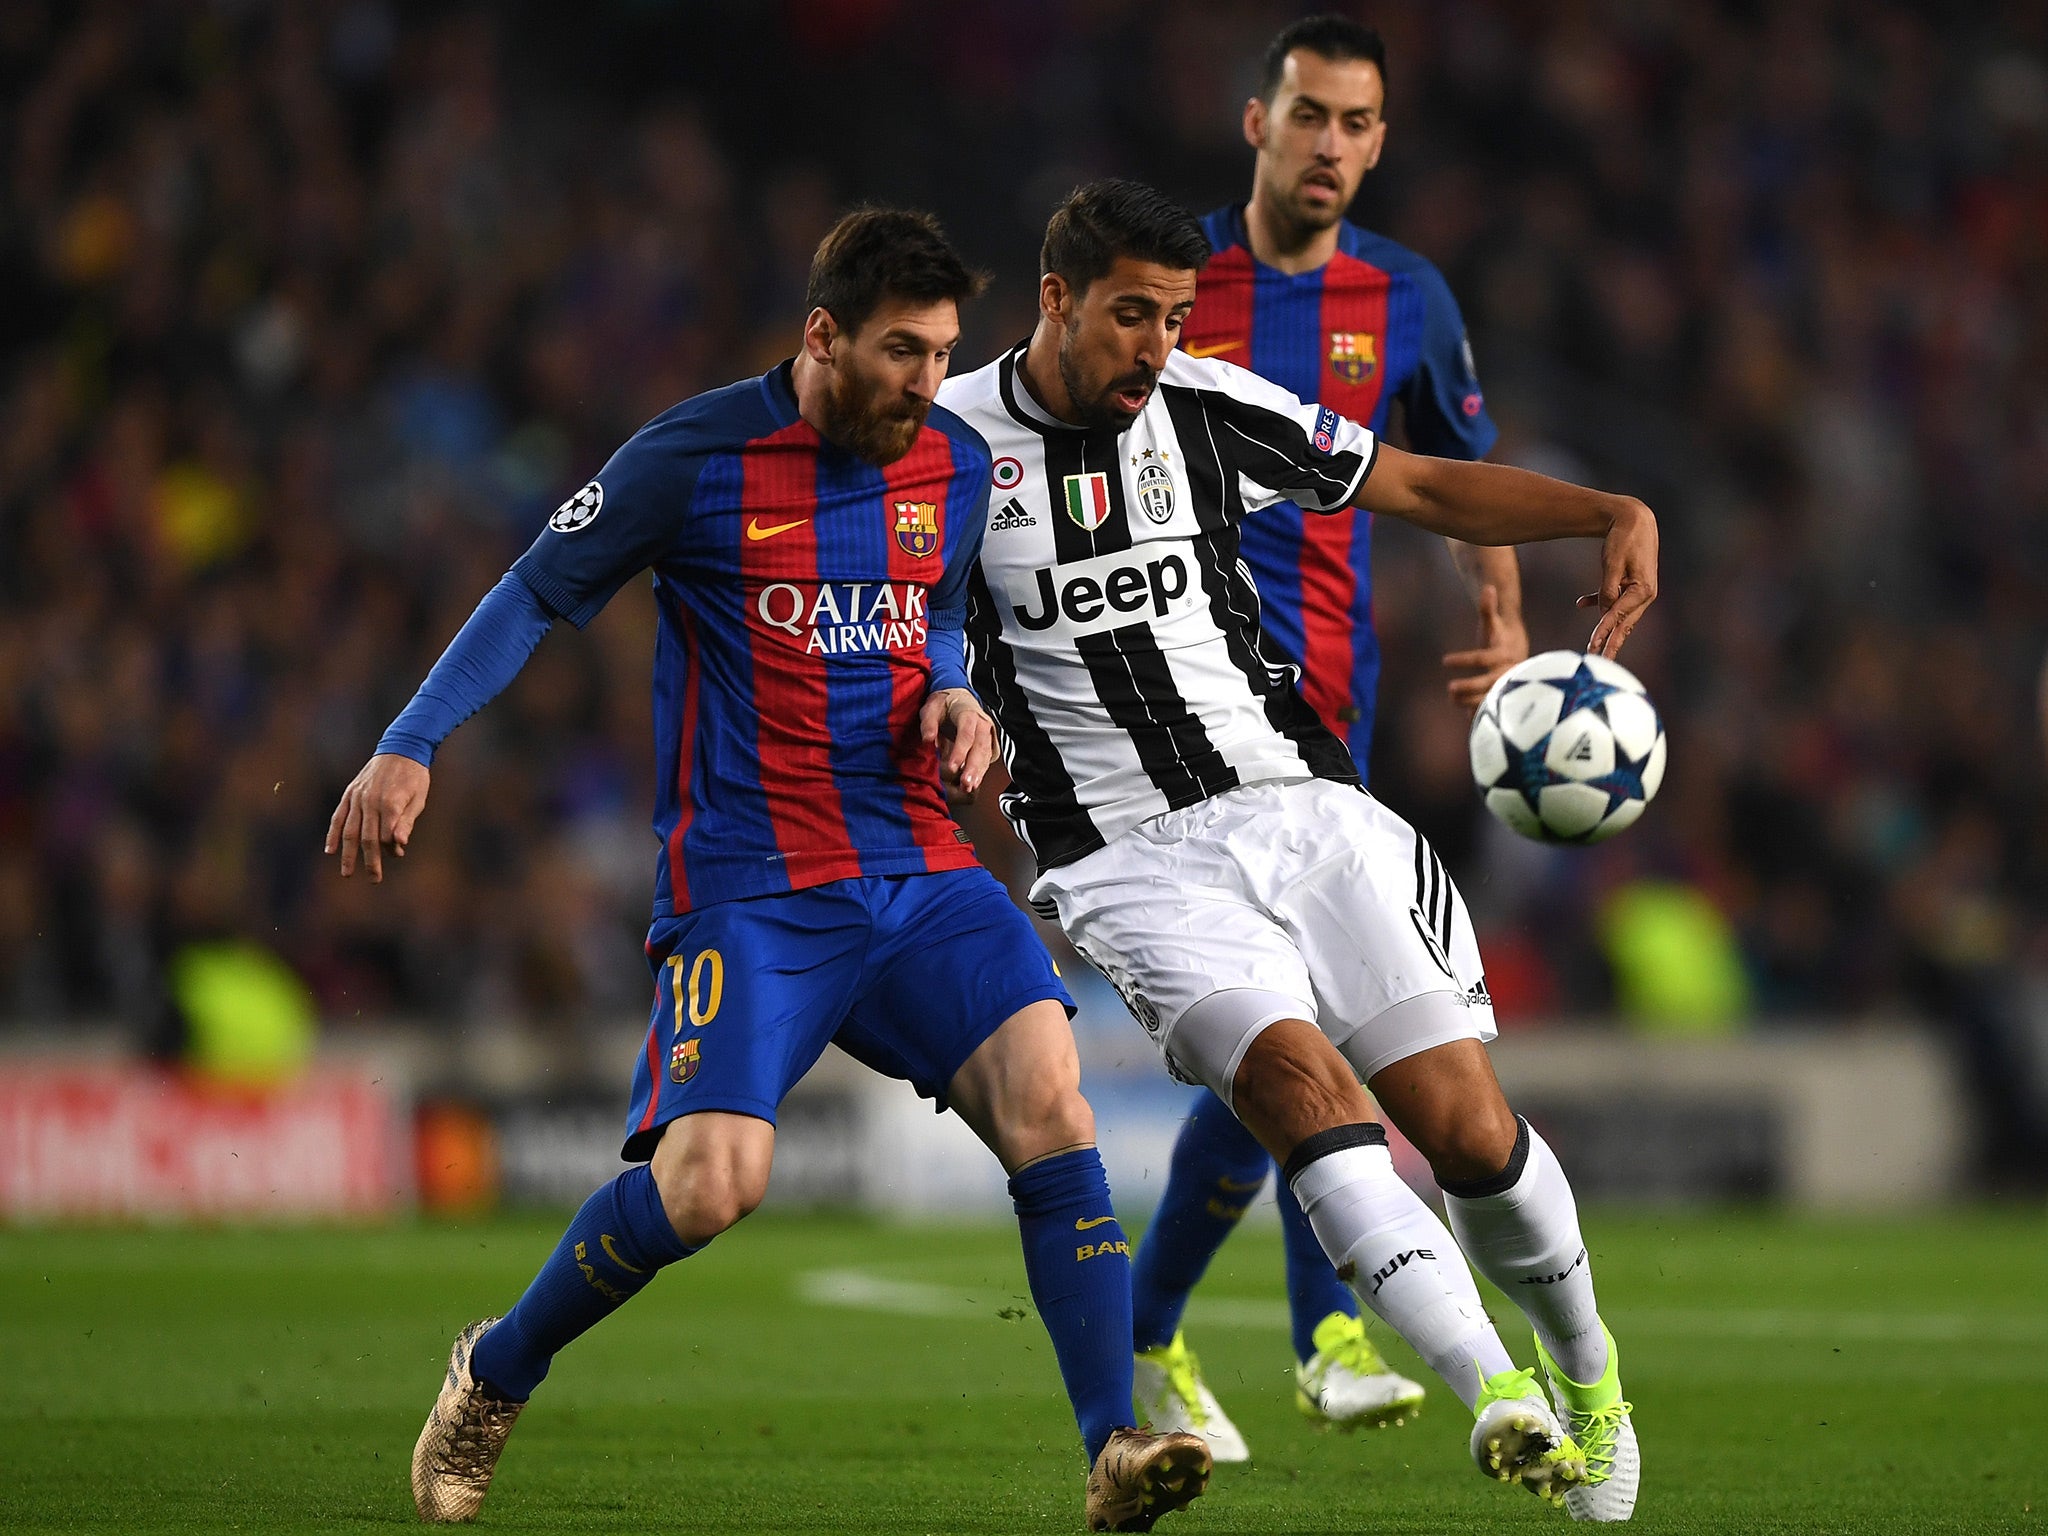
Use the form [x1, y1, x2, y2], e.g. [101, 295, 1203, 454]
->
[0, 1, 2043, 1175]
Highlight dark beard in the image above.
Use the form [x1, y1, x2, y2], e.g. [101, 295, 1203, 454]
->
[1057, 333, 1154, 432]
[819, 376, 928, 464]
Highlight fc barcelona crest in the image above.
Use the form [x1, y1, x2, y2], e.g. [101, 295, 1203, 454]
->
[1329, 332, 1377, 384]
[893, 500, 939, 558]
[1062, 472, 1112, 531]
[669, 1037, 701, 1084]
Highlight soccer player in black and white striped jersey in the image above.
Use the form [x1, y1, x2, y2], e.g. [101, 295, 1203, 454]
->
[939, 180, 1653, 1512]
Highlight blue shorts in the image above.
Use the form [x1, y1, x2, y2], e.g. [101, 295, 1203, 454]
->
[621, 866, 1072, 1160]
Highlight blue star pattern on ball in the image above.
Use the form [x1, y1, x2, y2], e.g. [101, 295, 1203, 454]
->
[1469, 651, 1666, 844]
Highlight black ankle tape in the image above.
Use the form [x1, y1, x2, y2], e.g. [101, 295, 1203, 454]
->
[1438, 1115, 1531, 1199]
[1280, 1122, 1388, 1186]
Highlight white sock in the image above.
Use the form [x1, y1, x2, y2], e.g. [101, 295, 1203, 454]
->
[1288, 1132, 1516, 1412]
[1442, 1118, 1608, 1386]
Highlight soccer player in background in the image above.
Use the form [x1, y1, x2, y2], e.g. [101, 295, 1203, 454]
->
[1131, 14, 1529, 1461]
[942, 179, 1644, 1519]
[326, 209, 1210, 1534]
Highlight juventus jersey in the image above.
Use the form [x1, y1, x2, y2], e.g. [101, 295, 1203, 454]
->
[938, 343, 1379, 871]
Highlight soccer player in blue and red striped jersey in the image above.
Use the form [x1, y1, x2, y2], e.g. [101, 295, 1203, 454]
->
[326, 208, 1209, 1532]
[1131, 15, 1547, 1465]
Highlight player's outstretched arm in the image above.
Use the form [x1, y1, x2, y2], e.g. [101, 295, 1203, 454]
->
[1357, 445, 1658, 657]
[323, 573, 555, 881]
[326, 754, 430, 882]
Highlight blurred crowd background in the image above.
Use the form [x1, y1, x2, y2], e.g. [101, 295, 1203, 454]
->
[2, 1, 2045, 1176]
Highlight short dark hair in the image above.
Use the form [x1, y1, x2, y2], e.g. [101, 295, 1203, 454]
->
[806, 207, 986, 335]
[1040, 179, 1210, 296]
[1257, 14, 1388, 102]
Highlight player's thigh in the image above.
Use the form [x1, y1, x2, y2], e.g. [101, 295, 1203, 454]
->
[837, 866, 1074, 1145]
[622, 886, 869, 1169]
[1032, 828, 1316, 1097]
[1262, 780, 1498, 1070]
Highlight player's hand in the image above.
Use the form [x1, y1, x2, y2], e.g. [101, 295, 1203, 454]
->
[1579, 499, 1658, 657]
[919, 687, 996, 800]
[325, 753, 431, 883]
[1442, 584, 1529, 714]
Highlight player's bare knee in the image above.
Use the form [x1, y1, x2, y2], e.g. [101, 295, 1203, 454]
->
[648, 1115, 773, 1243]
[1031, 1084, 1095, 1151]
[1416, 1099, 1519, 1187]
[653, 1161, 765, 1244]
[991, 1082, 1095, 1170]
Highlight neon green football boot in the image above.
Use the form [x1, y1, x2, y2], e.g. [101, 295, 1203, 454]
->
[1534, 1325, 1638, 1521]
[1294, 1311, 1425, 1429]
[1133, 1331, 1249, 1463]
[1469, 1364, 1587, 1506]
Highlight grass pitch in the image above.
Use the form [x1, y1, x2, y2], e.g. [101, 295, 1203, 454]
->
[2, 1208, 2042, 1534]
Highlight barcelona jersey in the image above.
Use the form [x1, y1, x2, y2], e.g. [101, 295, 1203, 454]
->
[513, 361, 990, 914]
[1185, 205, 1498, 771]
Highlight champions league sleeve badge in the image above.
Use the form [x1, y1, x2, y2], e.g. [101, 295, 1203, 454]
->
[549, 481, 603, 533]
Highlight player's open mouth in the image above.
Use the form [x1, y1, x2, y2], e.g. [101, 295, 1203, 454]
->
[1114, 387, 1151, 411]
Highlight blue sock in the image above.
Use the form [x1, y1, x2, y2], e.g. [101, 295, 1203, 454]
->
[1276, 1174, 1360, 1362]
[1130, 1089, 1269, 1351]
[1010, 1148, 1133, 1464]
[470, 1163, 697, 1400]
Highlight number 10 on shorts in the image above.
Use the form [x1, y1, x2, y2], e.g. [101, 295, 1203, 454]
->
[664, 948, 724, 1031]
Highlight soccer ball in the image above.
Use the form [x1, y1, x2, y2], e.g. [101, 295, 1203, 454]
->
[1469, 651, 1666, 844]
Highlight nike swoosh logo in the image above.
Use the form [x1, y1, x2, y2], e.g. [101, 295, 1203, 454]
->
[1216, 1176, 1266, 1192]
[746, 516, 810, 541]
[1074, 1215, 1119, 1231]
[1183, 339, 1244, 359]
[599, 1233, 646, 1274]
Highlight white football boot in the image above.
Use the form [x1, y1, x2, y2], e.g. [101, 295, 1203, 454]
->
[1132, 1331, 1251, 1464]
[1469, 1365, 1588, 1507]
[1294, 1311, 1426, 1430]
[1536, 1325, 1639, 1521]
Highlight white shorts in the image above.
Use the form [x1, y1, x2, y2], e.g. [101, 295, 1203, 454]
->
[1031, 777, 1498, 1102]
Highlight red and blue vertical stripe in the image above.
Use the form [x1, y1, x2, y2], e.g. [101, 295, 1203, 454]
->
[1190, 205, 1489, 772]
[649, 370, 986, 915]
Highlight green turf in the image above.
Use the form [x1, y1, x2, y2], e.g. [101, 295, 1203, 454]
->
[2, 1208, 2043, 1533]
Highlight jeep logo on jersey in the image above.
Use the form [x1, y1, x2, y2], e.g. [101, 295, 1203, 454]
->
[893, 499, 938, 558]
[1010, 549, 1193, 636]
[1329, 331, 1376, 384]
[1062, 472, 1112, 531]
[1136, 463, 1174, 524]
[549, 481, 603, 533]
[756, 581, 929, 656]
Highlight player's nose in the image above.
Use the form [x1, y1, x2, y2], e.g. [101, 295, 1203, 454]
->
[1133, 320, 1173, 372]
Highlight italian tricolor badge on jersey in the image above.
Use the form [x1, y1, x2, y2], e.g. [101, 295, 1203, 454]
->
[1063, 472, 1112, 531]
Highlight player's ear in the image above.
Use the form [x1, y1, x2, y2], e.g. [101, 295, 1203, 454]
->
[1038, 272, 1071, 326]
[802, 307, 838, 365]
[1361, 117, 1388, 172]
[1243, 95, 1267, 151]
